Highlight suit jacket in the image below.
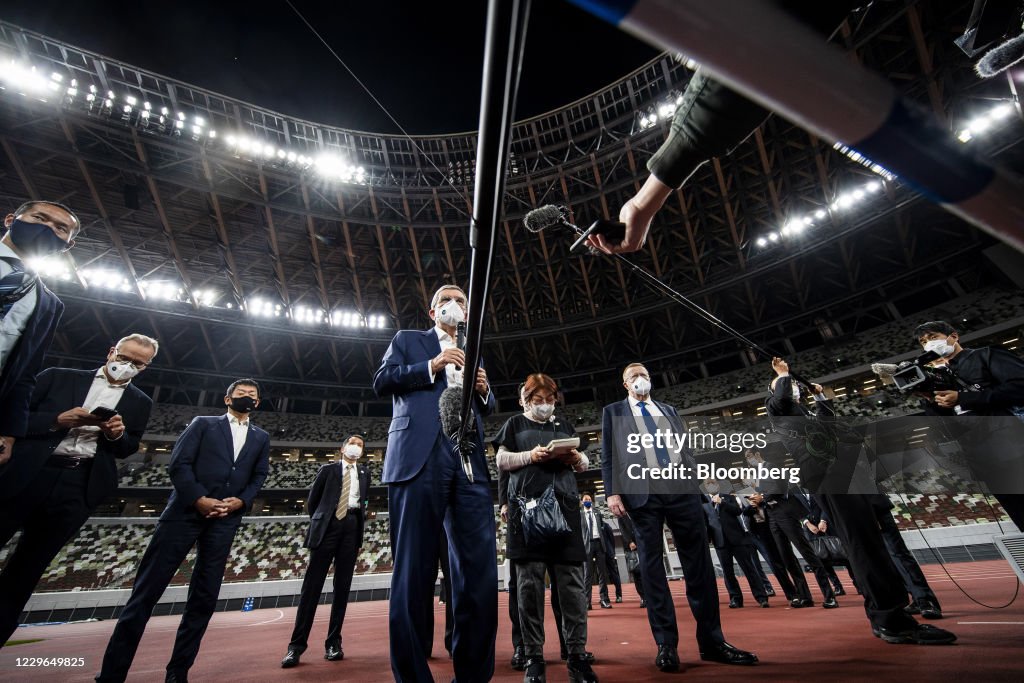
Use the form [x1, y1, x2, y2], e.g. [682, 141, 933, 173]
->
[0, 283, 62, 438]
[161, 414, 270, 521]
[703, 494, 754, 549]
[373, 328, 495, 484]
[304, 460, 371, 550]
[0, 367, 152, 507]
[600, 520, 617, 559]
[600, 397, 692, 510]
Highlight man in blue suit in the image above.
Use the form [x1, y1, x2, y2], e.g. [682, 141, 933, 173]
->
[1, 200, 80, 466]
[97, 379, 271, 683]
[602, 362, 757, 673]
[373, 284, 497, 683]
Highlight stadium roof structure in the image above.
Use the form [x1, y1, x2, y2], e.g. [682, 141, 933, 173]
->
[0, 0, 1021, 413]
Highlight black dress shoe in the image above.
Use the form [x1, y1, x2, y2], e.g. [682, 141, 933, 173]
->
[764, 587, 776, 597]
[524, 657, 546, 683]
[790, 598, 813, 608]
[615, 596, 623, 603]
[639, 599, 647, 608]
[758, 600, 770, 608]
[917, 599, 943, 620]
[834, 587, 847, 596]
[165, 671, 188, 683]
[655, 644, 680, 672]
[281, 650, 300, 668]
[700, 641, 758, 666]
[512, 645, 527, 670]
[728, 597, 743, 609]
[560, 648, 594, 663]
[872, 623, 957, 645]
[823, 598, 839, 609]
[904, 603, 921, 615]
[567, 653, 598, 683]
[325, 644, 344, 661]
[587, 603, 593, 611]
[600, 599, 612, 609]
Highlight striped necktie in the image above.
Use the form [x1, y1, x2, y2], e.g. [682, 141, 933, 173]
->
[637, 401, 671, 466]
[335, 463, 352, 520]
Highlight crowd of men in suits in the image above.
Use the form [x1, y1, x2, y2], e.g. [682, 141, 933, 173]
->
[0, 201, 1013, 682]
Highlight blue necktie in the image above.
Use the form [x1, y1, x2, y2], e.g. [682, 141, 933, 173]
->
[1, 258, 30, 319]
[637, 401, 671, 467]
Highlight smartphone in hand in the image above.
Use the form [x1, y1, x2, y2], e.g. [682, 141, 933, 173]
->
[90, 407, 118, 420]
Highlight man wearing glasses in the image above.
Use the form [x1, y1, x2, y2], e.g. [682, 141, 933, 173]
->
[0, 334, 157, 647]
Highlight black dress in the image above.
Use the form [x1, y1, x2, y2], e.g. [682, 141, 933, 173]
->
[493, 413, 586, 563]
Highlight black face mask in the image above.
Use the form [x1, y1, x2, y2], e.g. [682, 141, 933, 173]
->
[8, 218, 70, 257]
[229, 396, 257, 413]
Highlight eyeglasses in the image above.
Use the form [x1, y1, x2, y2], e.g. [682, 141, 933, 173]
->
[114, 354, 150, 369]
[526, 395, 556, 405]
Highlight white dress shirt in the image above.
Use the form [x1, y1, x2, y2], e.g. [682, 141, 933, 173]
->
[585, 508, 601, 540]
[227, 414, 249, 460]
[339, 459, 362, 509]
[430, 325, 464, 387]
[0, 242, 39, 373]
[53, 369, 128, 458]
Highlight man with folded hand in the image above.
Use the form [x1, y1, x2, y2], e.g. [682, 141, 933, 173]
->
[97, 379, 270, 683]
[0, 334, 156, 647]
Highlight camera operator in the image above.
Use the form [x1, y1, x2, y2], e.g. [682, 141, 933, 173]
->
[912, 321, 1024, 527]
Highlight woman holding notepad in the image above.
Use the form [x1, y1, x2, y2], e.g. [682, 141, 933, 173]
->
[494, 373, 597, 683]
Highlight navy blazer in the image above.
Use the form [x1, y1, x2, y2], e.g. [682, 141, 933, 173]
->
[0, 283, 62, 438]
[304, 461, 372, 550]
[372, 328, 495, 484]
[703, 494, 754, 548]
[600, 397, 691, 510]
[161, 414, 270, 521]
[0, 367, 152, 507]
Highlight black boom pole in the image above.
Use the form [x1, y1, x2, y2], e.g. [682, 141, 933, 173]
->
[458, 0, 531, 479]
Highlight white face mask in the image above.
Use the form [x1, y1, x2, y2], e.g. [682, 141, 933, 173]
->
[630, 376, 652, 396]
[529, 403, 555, 421]
[343, 444, 363, 459]
[105, 360, 140, 382]
[924, 338, 956, 357]
[435, 299, 465, 326]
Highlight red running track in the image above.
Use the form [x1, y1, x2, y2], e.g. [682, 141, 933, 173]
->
[1, 559, 1021, 682]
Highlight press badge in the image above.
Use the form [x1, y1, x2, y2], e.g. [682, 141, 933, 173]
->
[525, 499, 538, 510]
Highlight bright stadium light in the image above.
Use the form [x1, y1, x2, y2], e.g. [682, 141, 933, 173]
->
[81, 268, 133, 292]
[26, 256, 73, 281]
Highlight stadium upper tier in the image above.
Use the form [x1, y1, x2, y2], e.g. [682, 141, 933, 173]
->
[2, 5, 1020, 403]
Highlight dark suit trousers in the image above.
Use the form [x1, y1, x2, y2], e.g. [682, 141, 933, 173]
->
[873, 507, 938, 607]
[749, 520, 793, 598]
[714, 543, 767, 603]
[288, 513, 360, 653]
[0, 463, 93, 646]
[387, 434, 497, 683]
[629, 494, 724, 651]
[508, 561, 522, 649]
[97, 516, 241, 681]
[604, 549, 622, 598]
[817, 494, 918, 631]
[767, 498, 835, 603]
[585, 541, 610, 604]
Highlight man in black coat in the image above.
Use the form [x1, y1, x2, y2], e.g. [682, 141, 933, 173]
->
[97, 379, 271, 683]
[701, 480, 769, 609]
[282, 434, 371, 667]
[1, 200, 80, 467]
[0, 334, 156, 646]
[617, 513, 646, 607]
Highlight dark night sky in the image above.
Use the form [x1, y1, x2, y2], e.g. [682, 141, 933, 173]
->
[2, 1, 659, 134]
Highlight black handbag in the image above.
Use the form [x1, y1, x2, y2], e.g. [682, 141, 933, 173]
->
[515, 476, 572, 548]
[625, 549, 640, 572]
[810, 534, 847, 563]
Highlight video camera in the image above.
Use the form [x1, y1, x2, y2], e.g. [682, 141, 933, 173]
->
[872, 350, 960, 394]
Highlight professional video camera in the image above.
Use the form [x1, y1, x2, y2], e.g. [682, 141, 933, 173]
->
[870, 351, 960, 394]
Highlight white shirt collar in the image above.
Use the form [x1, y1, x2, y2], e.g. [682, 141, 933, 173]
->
[0, 241, 22, 264]
[434, 325, 453, 343]
[228, 413, 249, 427]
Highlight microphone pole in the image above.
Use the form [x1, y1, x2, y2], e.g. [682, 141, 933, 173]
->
[458, 0, 531, 482]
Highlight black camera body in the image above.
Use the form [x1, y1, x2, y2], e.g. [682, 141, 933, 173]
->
[890, 363, 959, 394]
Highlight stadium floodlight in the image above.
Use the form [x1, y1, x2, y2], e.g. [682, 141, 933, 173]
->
[125, 95, 137, 105]
[814, 209, 827, 219]
[27, 256, 72, 281]
[866, 180, 882, 192]
[755, 237, 768, 247]
[194, 116, 205, 126]
[143, 101, 152, 110]
[768, 232, 780, 242]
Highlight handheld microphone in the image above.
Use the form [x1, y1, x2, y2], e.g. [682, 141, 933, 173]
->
[455, 321, 466, 371]
[870, 362, 901, 379]
[523, 205, 566, 233]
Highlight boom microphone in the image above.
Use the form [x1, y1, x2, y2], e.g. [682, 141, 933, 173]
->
[976, 32, 1024, 78]
[439, 385, 477, 482]
[523, 204, 566, 233]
